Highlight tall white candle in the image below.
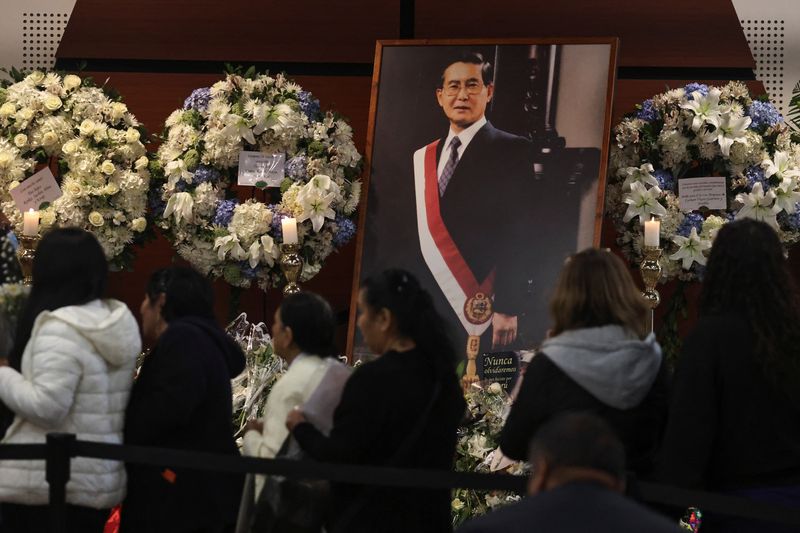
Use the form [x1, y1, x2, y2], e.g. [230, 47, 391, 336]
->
[281, 217, 298, 244]
[644, 218, 660, 247]
[22, 209, 39, 236]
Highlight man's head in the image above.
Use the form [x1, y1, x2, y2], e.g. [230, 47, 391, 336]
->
[527, 413, 627, 495]
[436, 52, 494, 132]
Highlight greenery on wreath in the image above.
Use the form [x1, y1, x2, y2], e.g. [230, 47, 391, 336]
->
[607, 81, 800, 282]
[151, 67, 362, 290]
[0, 67, 152, 270]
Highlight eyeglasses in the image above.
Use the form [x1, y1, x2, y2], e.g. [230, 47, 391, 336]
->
[441, 80, 485, 96]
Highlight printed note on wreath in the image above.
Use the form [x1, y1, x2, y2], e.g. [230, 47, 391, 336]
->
[238, 151, 285, 187]
[10, 167, 63, 213]
[678, 176, 727, 212]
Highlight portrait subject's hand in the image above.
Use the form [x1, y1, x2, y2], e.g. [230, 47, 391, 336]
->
[492, 313, 518, 348]
[285, 407, 307, 432]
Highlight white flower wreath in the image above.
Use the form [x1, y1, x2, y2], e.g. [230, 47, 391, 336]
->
[0, 69, 150, 269]
[607, 81, 800, 281]
[152, 71, 362, 289]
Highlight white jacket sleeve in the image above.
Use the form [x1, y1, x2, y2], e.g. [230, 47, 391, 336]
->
[0, 322, 82, 429]
[242, 383, 305, 459]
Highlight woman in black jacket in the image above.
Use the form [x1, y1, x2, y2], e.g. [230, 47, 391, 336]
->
[120, 267, 245, 533]
[286, 269, 466, 533]
[658, 219, 800, 532]
[500, 249, 668, 478]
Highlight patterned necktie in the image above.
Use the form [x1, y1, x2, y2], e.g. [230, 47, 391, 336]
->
[438, 136, 462, 197]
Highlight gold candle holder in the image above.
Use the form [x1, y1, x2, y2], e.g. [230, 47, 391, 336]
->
[16, 235, 40, 286]
[640, 246, 662, 325]
[279, 243, 303, 295]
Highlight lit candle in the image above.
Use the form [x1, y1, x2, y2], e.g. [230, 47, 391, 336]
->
[644, 218, 660, 247]
[22, 209, 39, 236]
[281, 217, 298, 244]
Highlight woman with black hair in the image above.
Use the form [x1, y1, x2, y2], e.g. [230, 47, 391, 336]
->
[658, 219, 800, 532]
[241, 291, 340, 496]
[120, 266, 246, 533]
[286, 269, 466, 533]
[0, 228, 140, 532]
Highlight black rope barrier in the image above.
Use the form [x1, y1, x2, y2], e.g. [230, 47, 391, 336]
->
[1, 436, 799, 529]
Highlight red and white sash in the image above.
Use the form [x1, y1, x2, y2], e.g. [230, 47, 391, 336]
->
[413, 140, 494, 336]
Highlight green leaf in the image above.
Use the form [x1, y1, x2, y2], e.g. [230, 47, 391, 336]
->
[38, 202, 50, 210]
[254, 180, 268, 189]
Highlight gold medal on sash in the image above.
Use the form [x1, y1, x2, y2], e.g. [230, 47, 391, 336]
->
[463, 292, 493, 325]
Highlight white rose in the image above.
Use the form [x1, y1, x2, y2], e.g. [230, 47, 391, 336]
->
[134, 156, 148, 170]
[131, 217, 146, 232]
[0, 153, 13, 167]
[43, 95, 63, 111]
[63, 74, 82, 90]
[41, 131, 58, 146]
[79, 119, 96, 136]
[13, 134, 27, 148]
[110, 102, 128, 121]
[488, 382, 503, 394]
[8, 180, 20, 191]
[451, 498, 464, 511]
[103, 183, 120, 195]
[125, 128, 140, 143]
[88, 211, 104, 227]
[0, 103, 15, 117]
[100, 160, 116, 175]
[65, 181, 84, 197]
[28, 71, 45, 84]
[16, 108, 34, 122]
[40, 210, 56, 227]
[62, 139, 79, 155]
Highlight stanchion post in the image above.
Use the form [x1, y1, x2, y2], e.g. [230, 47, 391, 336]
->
[46, 433, 75, 533]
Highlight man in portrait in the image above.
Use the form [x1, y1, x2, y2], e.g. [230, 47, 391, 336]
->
[411, 52, 537, 374]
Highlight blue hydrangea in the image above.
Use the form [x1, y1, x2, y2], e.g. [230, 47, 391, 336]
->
[193, 165, 222, 185]
[636, 99, 659, 121]
[270, 207, 288, 240]
[285, 156, 308, 180]
[654, 169, 675, 191]
[691, 262, 706, 281]
[782, 206, 800, 230]
[183, 87, 212, 112]
[677, 213, 704, 237]
[298, 91, 320, 120]
[684, 83, 709, 99]
[332, 216, 356, 248]
[148, 190, 166, 219]
[240, 262, 260, 280]
[174, 181, 187, 192]
[213, 199, 237, 227]
[747, 101, 783, 130]
[745, 165, 769, 191]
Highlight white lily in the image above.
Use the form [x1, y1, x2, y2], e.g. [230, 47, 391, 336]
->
[762, 151, 800, 181]
[297, 188, 336, 232]
[214, 234, 247, 261]
[246, 234, 277, 268]
[619, 163, 660, 191]
[223, 114, 256, 145]
[680, 88, 723, 131]
[260, 235, 277, 266]
[622, 182, 667, 223]
[773, 177, 800, 214]
[670, 227, 711, 270]
[164, 159, 194, 190]
[163, 192, 194, 224]
[703, 112, 751, 157]
[735, 182, 779, 228]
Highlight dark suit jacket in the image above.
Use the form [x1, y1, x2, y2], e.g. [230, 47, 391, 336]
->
[457, 482, 683, 533]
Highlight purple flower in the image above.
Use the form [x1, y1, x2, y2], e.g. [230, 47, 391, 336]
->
[781, 206, 800, 230]
[298, 91, 320, 120]
[193, 165, 222, 185]
[270, 207, 289, 241]
[636, 99, 659, 121]
[677, 213, 704, 237]
[183, 87, 212, 112]
[285, 156, 307, 180]
[332, 216, 356, 248]
[654, 169, 675, 191]
[745, 165, 768, 191]
[684, 83, 709, 99]
[747, 101, 783, 130]
[240, 262, 260, 280]
[214, 199, 238, 227]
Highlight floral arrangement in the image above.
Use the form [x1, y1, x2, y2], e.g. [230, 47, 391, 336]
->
[607, 81, 800, 281]
[452, 382, 528, 528]
[0, 282, 29, 331]
[152, 70, 362, 290]
[0, 69, 150, 270]
[227, 313, 285, 435]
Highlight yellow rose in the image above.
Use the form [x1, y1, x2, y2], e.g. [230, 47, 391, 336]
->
[13, 134, 27, 148]
[451, 498, 464, 511]
[28, 71, 45, 84]
[79, 119, 96, 136]
[100, 160, 116, 175]
[0, 103, 15, 117]
[63, 74, 82, 91]
[125, 128, 140, 143]
[43, 95, 62, 111]
[88, 211, 104, 227]
[41, 131, 58, 146]
[131, 217, 146, 232]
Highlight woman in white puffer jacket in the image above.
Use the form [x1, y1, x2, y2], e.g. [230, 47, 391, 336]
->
[0, 228, 140, 533]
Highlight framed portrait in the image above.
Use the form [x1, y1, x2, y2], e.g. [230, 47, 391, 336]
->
[347, 38, 618, 369]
